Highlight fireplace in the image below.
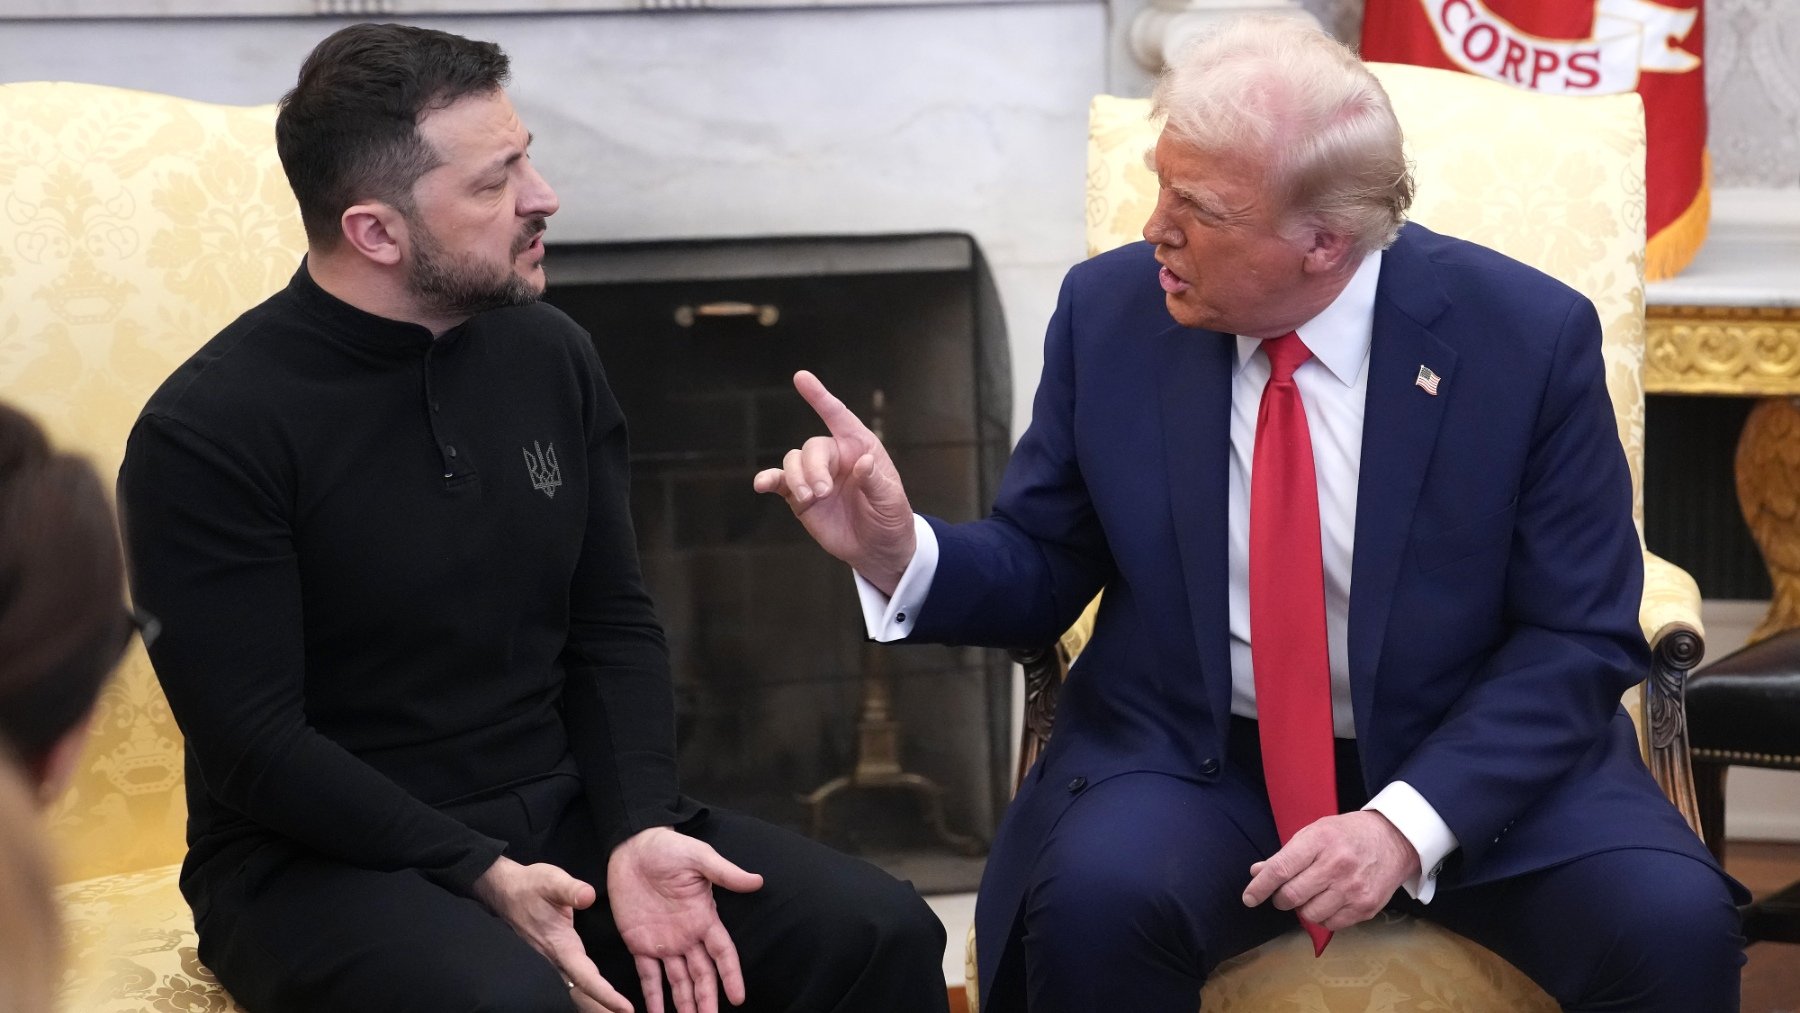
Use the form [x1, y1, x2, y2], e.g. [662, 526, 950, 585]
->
[1644, 394, 1774, 600]
[544, 233, 1012, 891]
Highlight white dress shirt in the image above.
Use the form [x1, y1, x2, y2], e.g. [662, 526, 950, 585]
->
[856, 250, 1459, 902]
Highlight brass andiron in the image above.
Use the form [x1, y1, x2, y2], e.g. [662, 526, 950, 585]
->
[799, 389, 983, 856]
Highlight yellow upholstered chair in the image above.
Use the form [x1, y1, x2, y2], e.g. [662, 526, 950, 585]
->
[967, 63, 1709, 1012]
[0, 80, 304, 1011]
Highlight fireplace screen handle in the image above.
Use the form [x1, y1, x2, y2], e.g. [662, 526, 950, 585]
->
[674, 302, 780, 328]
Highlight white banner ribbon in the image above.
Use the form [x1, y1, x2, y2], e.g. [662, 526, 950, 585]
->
[1421, 0, 1700, 95]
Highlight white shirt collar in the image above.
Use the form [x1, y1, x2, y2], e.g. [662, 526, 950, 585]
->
[1234, 249, 1383, 388]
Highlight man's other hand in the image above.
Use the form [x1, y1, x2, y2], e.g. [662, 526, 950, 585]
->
[473, 856, 634, 1013]
[1241, 810, 1420, 931]
[751, 370, 916, 595]
[608, 826, 764, 1013]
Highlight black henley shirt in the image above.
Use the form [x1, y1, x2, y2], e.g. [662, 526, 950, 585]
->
[119, 262, 698, 898]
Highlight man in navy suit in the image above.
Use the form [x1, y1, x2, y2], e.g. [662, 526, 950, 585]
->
[756, 16, 1744, 1013]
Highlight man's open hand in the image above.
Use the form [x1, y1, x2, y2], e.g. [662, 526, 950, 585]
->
[473, 856, 633, 1012]
[608, 827, 764, 1013]
[1241, 810, 1419, 931]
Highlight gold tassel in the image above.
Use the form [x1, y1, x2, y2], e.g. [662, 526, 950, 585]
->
[1645, 149, 1712, 281]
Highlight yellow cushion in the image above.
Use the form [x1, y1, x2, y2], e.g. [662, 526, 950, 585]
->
[57, 864, 245, 1013]
[1199, 916, 1553, 1011]
[0, 81, 306, 885]
[963, 916, 1551, 1013]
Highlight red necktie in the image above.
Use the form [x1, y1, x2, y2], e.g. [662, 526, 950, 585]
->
[1248, 332, 1337, 956]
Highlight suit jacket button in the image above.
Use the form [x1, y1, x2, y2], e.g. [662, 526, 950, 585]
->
[1199, 758, 1219, 775]
[1067, 777, 1087, 794]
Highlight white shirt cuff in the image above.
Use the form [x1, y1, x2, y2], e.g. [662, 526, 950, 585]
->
[1364, 780, 1460, 904]
[854, 515, 938, 642]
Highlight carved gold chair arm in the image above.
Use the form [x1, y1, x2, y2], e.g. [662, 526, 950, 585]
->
[1639, 550, 1708, 841]
[1008, 593, 1103, 785]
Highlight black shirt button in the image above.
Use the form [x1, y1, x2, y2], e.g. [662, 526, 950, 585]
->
[1067, 776, 1087, 794]
[895, 612, 907, 623]
[1200, 758, 1219, 775]
[431, 401, 441, 412]
[446, 445, 457, 457]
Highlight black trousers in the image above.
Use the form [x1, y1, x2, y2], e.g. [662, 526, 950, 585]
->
[193, 777, 949, 1013]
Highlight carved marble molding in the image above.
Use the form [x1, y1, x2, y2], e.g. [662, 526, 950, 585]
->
[1128, 0, 1319, 73]
[1645, 305, 1800, 395]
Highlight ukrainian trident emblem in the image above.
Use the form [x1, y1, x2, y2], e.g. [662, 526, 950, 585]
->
[523, 441, 562, 499]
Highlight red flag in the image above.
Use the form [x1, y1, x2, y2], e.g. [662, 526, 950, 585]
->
[1362, 0, 1708, 279]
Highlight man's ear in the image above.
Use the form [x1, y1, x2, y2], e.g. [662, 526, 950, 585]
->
[339, 202, 407, 268]
[1301, 228, 1355, 276]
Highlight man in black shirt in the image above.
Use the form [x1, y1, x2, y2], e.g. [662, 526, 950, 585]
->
[119, 23, 947, 1013]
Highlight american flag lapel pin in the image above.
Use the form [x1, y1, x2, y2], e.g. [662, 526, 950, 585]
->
[1415, 365, 1441, 396]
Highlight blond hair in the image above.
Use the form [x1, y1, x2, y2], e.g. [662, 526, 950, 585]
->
[1152, 15, 1414, 257]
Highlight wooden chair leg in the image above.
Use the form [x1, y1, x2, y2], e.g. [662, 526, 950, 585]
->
[1691, 759, 1728, 864]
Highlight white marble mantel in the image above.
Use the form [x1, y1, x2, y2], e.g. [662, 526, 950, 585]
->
[1648, 188, 1800, 309]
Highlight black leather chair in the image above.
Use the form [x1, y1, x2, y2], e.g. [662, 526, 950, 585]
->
[1686, 626, 1800, 943]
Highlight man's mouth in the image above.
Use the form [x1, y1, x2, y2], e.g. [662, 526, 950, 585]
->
[515, 220, 548, 257]
[1158, 264, 1191, 294]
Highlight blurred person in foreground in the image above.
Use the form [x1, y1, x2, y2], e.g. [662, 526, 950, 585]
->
[0, 399, 146, 1012]
[0, 400, 142, 799]
[757, 16, 1744, 1013]
[0, 760, 57, 1013]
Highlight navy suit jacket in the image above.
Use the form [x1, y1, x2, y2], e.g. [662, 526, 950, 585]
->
[910, 225, 1723, 1001]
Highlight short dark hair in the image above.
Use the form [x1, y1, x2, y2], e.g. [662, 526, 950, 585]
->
[276, 23, 511, 246]
[0, 402, 129, 767]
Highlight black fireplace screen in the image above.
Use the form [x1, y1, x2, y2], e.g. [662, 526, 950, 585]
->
[544, 234, 1012, 892]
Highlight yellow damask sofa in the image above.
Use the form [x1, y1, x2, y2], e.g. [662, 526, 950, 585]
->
[0, 80, 303, 1012]
[967, 63, 1710, 1012]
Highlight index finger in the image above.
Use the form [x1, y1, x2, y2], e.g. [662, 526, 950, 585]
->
[573, 987, 633, 1013]
[1242, 838, 1314, 908]
[565, 954, 634, 1013]
[792, 370, 869, 441]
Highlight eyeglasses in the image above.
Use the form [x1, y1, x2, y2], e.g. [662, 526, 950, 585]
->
[127, 607, 161, 650]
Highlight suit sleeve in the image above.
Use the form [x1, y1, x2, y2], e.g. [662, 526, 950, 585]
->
[910, 265, 1116, 648]
[558, 344, 700, 850]
[1391, 295, 1649, 868]
[120, 414, 506, 895]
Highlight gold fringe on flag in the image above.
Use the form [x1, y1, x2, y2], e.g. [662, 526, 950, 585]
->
[1646, 149, 1712, 282]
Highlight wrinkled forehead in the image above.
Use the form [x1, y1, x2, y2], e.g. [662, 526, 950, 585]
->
[1147, 131, 1270, 200]
[415, 88, 526, 169]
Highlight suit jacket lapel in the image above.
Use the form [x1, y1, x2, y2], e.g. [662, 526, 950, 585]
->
[1158, 322, 1237, 735]
[1349, 229, 1457, 737]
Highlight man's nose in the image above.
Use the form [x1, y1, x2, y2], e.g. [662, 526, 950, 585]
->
[520, 162, 559, 219]
[1142, 194, 1179, 247]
